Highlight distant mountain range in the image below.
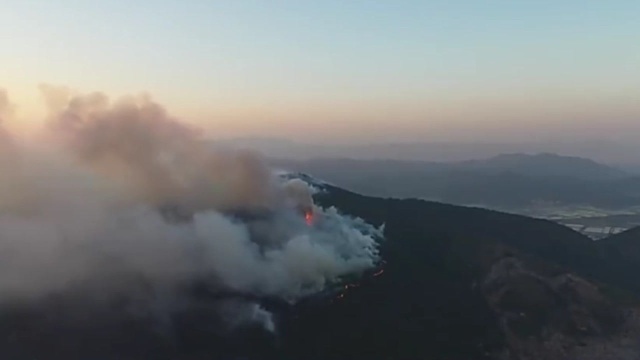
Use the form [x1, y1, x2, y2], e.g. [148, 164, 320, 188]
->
[212, 137, 640, 165]
[455, 153, 628, 180]
[271, 153, 640, 209]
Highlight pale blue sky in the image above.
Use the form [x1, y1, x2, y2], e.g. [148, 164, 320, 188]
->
[2, 1, 640, 142]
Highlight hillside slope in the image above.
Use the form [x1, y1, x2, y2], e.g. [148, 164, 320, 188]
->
[2, 183, 640, 359]
[284, 185, 640, 359]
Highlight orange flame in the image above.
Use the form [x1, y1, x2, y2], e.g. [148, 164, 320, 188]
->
[304, 211, 313, 226]
[335, 270, 383, 301]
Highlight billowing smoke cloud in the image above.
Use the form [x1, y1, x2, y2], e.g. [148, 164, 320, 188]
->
[42, 87, 278, 212]
[0, 89, 14, 148]
[0, 87, 381, 332]
[0, 89, 22, 214]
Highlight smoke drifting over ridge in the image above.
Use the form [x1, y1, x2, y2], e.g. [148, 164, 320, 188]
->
[0, 88, 381, 332]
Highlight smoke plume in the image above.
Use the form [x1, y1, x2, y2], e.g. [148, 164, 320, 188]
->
[0, 89, 14, 149]
[0, 88, 381, 332]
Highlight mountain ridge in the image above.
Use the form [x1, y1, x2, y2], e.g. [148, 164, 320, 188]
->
[2, 178, 640, 359]
[212, 138, 640, 165]
[270, 154, 640, 209]
[457, 152, 627, 180]
[283, 181, 640, 359]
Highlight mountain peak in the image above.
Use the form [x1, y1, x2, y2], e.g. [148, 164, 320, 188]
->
[464, 152, 627, 180]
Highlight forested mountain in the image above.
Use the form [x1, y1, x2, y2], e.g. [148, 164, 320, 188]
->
[3, 179, 640, 359]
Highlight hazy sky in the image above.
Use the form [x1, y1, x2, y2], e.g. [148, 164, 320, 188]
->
[2, 0, 639, 143]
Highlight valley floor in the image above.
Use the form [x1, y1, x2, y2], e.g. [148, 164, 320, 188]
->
[471, 204, 640, 240]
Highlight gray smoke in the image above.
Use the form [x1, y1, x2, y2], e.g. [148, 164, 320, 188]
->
[0, 89, 14, 150]
[0, 88, 381, 331]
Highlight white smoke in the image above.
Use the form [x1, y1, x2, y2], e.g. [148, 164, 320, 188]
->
[0, 87, 381, 331]
[217, 300, 276, 333]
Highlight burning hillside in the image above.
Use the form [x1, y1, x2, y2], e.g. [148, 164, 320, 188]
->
[0, 87, 384, 354]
